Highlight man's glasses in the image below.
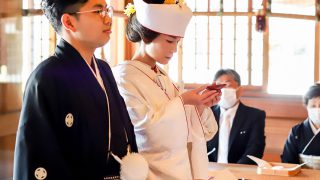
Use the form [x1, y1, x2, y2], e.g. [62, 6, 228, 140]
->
[70, 5, 114, 18]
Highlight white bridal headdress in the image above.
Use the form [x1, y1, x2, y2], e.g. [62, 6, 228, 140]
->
[130, 0, 192, 37]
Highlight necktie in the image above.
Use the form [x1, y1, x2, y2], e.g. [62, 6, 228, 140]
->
[217, 110, 231, 163]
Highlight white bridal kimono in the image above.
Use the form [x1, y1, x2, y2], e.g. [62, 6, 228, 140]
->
[113, 60, 218, 180]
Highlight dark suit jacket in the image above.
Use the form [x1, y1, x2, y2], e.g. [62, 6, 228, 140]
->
[207, 102, 266, 164]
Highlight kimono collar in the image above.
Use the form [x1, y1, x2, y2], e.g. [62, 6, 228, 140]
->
[301, 119, 320, 154]
[127, 60, 167, 79]
[151, 65, 158, 73]
[308, 118, 319, 135]
[54, 38, 88, 64]
[304, 119, 318, 136]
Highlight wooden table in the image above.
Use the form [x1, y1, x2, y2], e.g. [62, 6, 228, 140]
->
[208, 162, 320, 180]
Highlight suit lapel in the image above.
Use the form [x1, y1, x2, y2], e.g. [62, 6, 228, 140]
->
[213, 106, 221, 124]
[211, 106, 221, 159]
[228, 102, 246, 151]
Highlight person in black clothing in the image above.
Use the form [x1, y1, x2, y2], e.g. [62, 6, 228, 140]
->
[13, 0, 137, 179]
[282, 83, 320, 168]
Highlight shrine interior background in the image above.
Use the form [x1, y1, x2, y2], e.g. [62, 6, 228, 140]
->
[1, 0, 320, 179]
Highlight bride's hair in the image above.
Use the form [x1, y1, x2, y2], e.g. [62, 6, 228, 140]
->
[126, 0, 165, 43]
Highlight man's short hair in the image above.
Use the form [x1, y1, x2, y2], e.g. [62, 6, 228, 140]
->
[41, 0, 88, 34]
[214, 68, 241, 86]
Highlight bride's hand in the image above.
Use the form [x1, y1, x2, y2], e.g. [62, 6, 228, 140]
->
[180, 86, 221, 107]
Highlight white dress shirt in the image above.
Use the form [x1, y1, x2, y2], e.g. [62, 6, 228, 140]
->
[217, 103, 239, 163]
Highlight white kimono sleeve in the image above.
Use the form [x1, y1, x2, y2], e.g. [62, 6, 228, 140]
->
[200, 107, 218, 141]
[185, 106, 218, 179]
[119, 87, 185, 129]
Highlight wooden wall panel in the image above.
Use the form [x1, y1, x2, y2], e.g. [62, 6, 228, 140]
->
[241, 94, 307, 162]
[0, 0, 21, 17]
[241, 95, 307, 119]
[264, 117, 303, 161]
[0, 135, 15, 180]
[0, 112, 20, 137]
[0, 83, 22, 113]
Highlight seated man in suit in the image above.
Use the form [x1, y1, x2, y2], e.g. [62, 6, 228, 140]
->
[207, 69, 266, 164]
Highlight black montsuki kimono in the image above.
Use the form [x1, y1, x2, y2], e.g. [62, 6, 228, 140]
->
[281, 119, 320, 164]
[13, 39, 137, 180]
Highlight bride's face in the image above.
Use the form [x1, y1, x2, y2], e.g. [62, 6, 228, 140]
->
[145, 34, 180, 65]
